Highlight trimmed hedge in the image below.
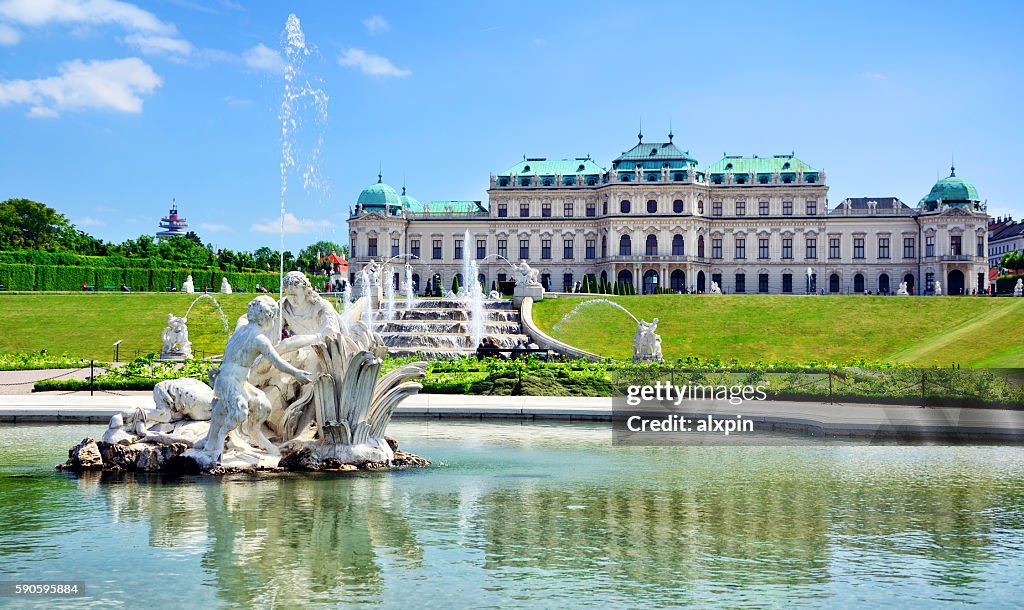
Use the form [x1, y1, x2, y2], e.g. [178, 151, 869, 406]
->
[0, 263, 34, 290]
[996, 273, 1024, 294]
[0, 262, 279, 292]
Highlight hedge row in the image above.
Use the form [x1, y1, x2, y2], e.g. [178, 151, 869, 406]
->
[995, 273, 1024, 294]
[0, 251, 159, 268]
[0, 264, 279, 292]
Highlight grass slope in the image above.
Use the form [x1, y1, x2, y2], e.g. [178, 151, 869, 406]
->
[0, 293, 253, 361]
[531, 295, 1024, 367]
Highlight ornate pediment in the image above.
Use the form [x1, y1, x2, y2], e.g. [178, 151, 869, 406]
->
[940, 207, 971, 216]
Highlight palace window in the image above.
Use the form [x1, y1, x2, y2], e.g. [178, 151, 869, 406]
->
[563, 239, 574, 259]
[391, 238, 399, 257]
[586, 203, 596, 217]
[712, 201, 722, 216]
[520, 239, 530, 260]
[619, 235, 632, 256]
[807, 201, 817, 215]
[541, 239, 552, 259]
[368, 237, 378, 258]
[759, 273, 769, 293]
[477, 240, 486, 259]
[978, 236, 985, 257]
[950, 235, 962, 256]
[564, 203, 574, 217]
[520, 203, 529, 217]
[735, 238, 746, 260]
[647, 200, 658, 213]
[586, 239, 595, 259]
[620, 200, 631, 213]
[879, 238, 890, 259]
[563, 273, 574, 292]
[672, 234, 684, 256]
[432, 239, 442, 260]
[673, 199, 684, 213]
[904, 237, 915, 258]
[926, 235, 935, 257]
[736, 201, 746, 216]
[542, 203, 551, 217]
[782, 273, 793, 293]
[783, 201, 793, 215]
[498, 204, 508, 217]
[759, 238, 769, 259]
[853, 238, 865, 259]
[735, 273, 746, 293]
[497, 240, 507, 258]
[759, 201, 769, 215]
[712, 238, 722, 259]
[603, 202, 608, 215]
[454, 239, 463, 260]
[782, 238, 793, 259]
[806, 238, 817, 259]
[601, 236, 607, 258]
[829, 238, 840, 259]
[698, 200, 704, 214]
[410, 239, 420, 259]
[698, 235, 705, 257]
[646, 234, 658, 256]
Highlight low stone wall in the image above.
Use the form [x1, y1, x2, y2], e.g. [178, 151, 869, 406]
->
[519, 297, 603, 361]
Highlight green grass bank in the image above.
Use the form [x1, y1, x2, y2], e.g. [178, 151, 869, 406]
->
[531, 294, 1024, 367]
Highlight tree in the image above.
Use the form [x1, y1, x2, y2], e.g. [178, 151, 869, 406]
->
[1000, 250, 1023, 274]
[0, 199, 73, 250]
[253, 247, 277, 271]
[451, 274, 461, 295]
[298, 240, 345, 272]
[184, 231, 203, 246]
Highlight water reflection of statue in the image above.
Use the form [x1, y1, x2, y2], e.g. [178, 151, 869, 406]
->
[633, 318, 663, 363]
[182, 275, 195, 293]
[160, 313, 192, 359]
[514, 261, 541, 287]
[192, 296, 314, 468]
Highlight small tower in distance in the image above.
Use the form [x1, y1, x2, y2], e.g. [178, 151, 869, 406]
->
[157, 200, 189, 239]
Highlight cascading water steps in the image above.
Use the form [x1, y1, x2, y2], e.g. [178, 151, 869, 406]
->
[372, 298, 528, 358]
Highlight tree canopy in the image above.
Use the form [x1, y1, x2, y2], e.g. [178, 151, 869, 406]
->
[0, 198, 73, 250]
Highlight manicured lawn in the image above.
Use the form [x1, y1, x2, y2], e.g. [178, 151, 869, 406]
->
[0, 292, 255, 361]
[531, 294, 1024, 367]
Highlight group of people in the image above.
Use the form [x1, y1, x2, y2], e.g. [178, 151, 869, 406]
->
[475, 337, 542, 360]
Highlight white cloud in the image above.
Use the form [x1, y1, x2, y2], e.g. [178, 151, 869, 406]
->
[242, 43, 284, 74]
[0, 23, 20, 44]
[124, 33, 193, 57]
[0, 0, 176, 35]
[863, 71, 886, 81]
[362, 15, 389, 35]
[224, 95, 250, 106]
[77, 216, 104, 226]
[198, 222, 228, 232]
[338, 48, 410, 78]
[250, 213, 334, 234]
[0, 57, 162, 117]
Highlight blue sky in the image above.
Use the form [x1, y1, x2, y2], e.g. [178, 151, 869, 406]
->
[1, 0, 1022, 254]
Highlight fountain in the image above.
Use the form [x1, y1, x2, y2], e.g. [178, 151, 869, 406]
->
[384, 264, 396, 322]
[404, 262, 415, 308]
[159, 313, 192, 360]
[184, 293, 230, 335]
[552, 299, 662, 363]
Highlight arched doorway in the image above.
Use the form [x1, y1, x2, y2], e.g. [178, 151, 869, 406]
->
[878, 273, 889, 294]
[600, 270, 608, 287]
[477, 273, 487, 292]
[411, 273, 420, 293]
[670, 270, 685, 292]
[617, 269, 633, 291]
[829, 273, 840, 293]
[854, 274, 865, 293]
[904, 273, 915, 295]
[697, 270, 706, 293]
[947, 269, 965, 295]
[642, 269, 659, 294]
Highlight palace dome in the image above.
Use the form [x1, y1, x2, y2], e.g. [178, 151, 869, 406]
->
[399, 186, 421, 212]
[920, 167, 981, 211]
[357, 175, 403, 213]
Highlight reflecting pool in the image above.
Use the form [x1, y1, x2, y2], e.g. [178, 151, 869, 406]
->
[2, 421, 1023, 607]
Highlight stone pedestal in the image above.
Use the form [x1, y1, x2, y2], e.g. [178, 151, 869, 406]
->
[513, 284, 544, 308]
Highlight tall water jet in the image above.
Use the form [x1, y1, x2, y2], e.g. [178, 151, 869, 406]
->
[552, 298, 662, 362]
[404, 262, 415, 308]
[184, 293, 230, 335]
[466, 259, 486, 348]
[384, 264, 396, 322]
[357, 268, 375, 330]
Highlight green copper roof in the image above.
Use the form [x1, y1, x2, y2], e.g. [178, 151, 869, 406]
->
[399, 186, 421, 211]
[705, 154, 815, 174]
[497, 158, 604, 177]
[421, 200, 487, 214]
[614, 140, 698, 166]
[921, 167, 980, 204]
[357, 175, 402, 208]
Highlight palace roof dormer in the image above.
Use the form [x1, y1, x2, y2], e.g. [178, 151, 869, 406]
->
[706, 154, 821, 186]
[494, 157, 605, 188]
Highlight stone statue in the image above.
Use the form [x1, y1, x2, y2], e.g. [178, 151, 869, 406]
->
[897, 281, 909, 296]
[633, 318, 663, 363]
[934, 280, 942, 296]
[1014, 279, 1022, 297]
[220, 277, 232, 294]
[710, 281, 722, 294]
[513, 261, 541, 287]
[160, 313, 192, 360]
[190, 296, 316, 468]
[488, 290, 501, 300]
[103, 378, 214, 445]
[182, 275, 194, 293]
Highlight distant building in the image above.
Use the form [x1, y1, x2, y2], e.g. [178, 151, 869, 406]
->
[348, 134, 991, 296]
[157, 201, 189, 239]
[988, 216, 1024, 268]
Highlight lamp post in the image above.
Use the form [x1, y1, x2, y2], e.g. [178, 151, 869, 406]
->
[112, 339, 123, 363]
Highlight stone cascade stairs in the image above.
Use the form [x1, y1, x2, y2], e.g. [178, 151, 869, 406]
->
[371, 298, 528, 358]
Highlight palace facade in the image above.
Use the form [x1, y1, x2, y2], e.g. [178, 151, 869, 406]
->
[348, 135, 990, 296]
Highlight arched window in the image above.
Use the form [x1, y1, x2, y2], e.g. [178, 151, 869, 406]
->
[643, 270, 659, 294]
[647, 199, 657, 213]
[603, 202, 608, 215]
[698, 235, 705, 258]
[411, 273, 420, 292]
[600, 270, 608, 286]
[620, 199, 631, 214]
[645, 234, 658, 255]
[672, 234, 684, 255]
[698, 200, 704, 214]
[854, 273, 865, 293]
[601, 236, 607, 258]
[617, 269, 633, 290]
[829, 273, 840, 293]
[670, 270, 685, 292]
[619, 235, 632, 256]
[673, 199, 684, 213]
[878, 273, 890, 294]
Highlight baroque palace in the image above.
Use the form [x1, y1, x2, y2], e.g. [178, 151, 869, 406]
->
[348, 133, 990, 296]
